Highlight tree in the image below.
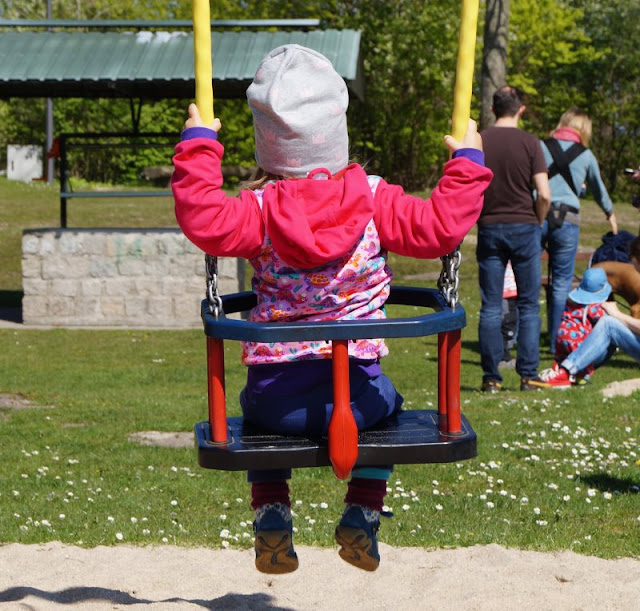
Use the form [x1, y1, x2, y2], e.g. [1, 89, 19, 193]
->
[480, 0, 509, 129]
[334, 0, 461, 189]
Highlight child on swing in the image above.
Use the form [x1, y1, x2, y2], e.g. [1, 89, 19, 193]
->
[172, 44, 492, 574]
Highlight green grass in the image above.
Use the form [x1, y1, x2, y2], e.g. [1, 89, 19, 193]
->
[0, 179, 638, 558]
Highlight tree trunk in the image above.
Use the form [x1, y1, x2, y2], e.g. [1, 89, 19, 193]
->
[481, 0, 510, 129]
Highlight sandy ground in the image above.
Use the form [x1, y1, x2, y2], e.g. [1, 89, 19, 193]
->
[0, 542, 639, 610]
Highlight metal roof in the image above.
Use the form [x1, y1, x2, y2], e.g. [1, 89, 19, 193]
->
[0, 29, 364, 100]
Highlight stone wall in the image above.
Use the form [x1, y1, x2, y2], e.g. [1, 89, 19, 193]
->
[21, 228, 243, 328]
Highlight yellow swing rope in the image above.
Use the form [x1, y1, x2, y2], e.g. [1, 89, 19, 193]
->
[192, 1, 478, 144]
[451, 0, 480, 140]
[192, 0, 214, 124]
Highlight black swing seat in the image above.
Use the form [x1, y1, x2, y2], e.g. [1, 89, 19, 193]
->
[196, 411, 476, 470]
[196, 286, 477, 471]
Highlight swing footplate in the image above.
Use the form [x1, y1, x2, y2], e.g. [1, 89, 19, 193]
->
[195, 410, 476, 471]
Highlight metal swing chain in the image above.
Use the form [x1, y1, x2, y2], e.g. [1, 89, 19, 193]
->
[438, 245, 462, 309]
[205, 254, 223, 317]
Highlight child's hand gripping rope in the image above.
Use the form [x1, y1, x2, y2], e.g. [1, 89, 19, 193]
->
[444, 118, 482, 154]
[185, 103, 222, 133]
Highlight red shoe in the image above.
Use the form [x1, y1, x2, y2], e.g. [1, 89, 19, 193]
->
[539, 362, 560, 381]
[545, 365, 573, 388]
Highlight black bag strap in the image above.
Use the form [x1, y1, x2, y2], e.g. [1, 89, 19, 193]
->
[544, 138, 586, 196]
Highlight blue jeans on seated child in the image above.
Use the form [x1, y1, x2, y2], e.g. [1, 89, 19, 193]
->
[241, 359, 402, 482]
[562, 315, 640, 375]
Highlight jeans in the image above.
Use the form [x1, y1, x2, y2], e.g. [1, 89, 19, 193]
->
[541, 218, 580, 353]
[242, 370, 402, 482]
[477, 223, 542, 382]
[563, 315, 640, 374]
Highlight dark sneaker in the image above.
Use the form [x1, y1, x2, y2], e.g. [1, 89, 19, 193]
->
[520, 376, 550, 391]
[335, 504, 381, 571]
[253, 503, 298, 574]
[481, 379, 502, 393]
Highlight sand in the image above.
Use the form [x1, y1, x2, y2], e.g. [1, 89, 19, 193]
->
[0, 542, 638, 610]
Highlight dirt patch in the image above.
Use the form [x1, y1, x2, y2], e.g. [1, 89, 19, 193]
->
[0, 393, 54, 410]
[602, 377, 640, 398]
[128, 431, 193, 448]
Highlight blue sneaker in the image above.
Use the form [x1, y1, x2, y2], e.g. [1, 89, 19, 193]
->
[335, 504, 381, 571]
[253, 503, 299, 574]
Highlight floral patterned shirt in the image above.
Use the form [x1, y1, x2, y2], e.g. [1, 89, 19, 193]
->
[243, 177, 391, 365]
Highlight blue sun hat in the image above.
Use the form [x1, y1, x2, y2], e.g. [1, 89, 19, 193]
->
[569, 267, 612, 304]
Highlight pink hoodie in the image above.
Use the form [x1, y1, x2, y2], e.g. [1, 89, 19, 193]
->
[172, 135, 492, 364]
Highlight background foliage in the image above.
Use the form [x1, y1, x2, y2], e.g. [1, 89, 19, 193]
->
[0, 0, 638, 194]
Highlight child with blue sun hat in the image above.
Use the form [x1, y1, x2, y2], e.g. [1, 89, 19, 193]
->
[540, 267, 612, 383]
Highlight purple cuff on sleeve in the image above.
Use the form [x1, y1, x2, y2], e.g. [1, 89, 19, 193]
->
[452, 148, 484, 166]
[181, 127, 218, 141]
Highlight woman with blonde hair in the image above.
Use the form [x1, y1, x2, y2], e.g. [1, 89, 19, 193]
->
[541, 107, 617, 353]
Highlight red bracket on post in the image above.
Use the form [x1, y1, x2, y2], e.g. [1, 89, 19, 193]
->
[207, 337, 228, 444]
[328, 339, 358, 480]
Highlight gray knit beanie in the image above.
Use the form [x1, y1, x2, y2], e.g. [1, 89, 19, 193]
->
[246, 44, 349, 178]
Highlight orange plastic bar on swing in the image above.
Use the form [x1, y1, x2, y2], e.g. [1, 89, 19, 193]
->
[437, 331, 462, 435]
[446, 329, 462, 434]
[207, 337, 228, 443]
[437, 332, 449, 433]
[328, 340, 359, 480]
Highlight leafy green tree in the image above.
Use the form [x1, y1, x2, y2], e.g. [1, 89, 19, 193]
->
[2, 0, 638, 193]
[334, 0, 462, 189]
[564, 0, 640, 196]
[506, 0, 640, 195]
